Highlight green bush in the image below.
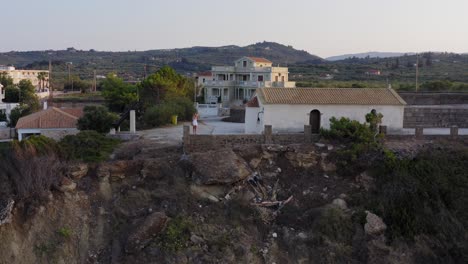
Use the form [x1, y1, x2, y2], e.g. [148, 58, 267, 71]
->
[320, 117, 376, 144]
[143, 98, 195, 128]
[77, 106, 119, 133]
[155, 216, 192, 252]
[59, 131, 120, 162]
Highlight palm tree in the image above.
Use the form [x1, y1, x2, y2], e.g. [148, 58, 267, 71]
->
[37, 72, 47, 92]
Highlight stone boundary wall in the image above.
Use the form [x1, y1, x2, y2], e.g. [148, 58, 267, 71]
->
[0, 128, 15, 140]
[399, 92, 468, 105]
[403, 107, 468, 128]
[183, 125, 319, 152]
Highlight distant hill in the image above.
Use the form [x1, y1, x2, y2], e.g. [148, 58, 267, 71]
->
[326, 52, 416, 61]
[0, 42, 324, 82]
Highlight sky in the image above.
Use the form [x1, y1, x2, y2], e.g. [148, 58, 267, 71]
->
[2, 0, 468, 58]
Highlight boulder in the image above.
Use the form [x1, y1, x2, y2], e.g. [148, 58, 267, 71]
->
[57, 177, 77, 192]
[126, 212, 169, 252]
[67, 163, 89, 180]
[331, 198, 347, 210]
[364, 211, 387, 235]
[190, 149, 252, 185]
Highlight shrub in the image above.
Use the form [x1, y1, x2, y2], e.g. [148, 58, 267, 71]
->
[59, 131, 120, 162]
[320, 117, 375, 144]
[77, 106, 119, 133]
[313, 207, 354, 243]
[143, 98, 195, 128]
[0, 136, 63, 201]
[155, 216, 192, 252]
[57, 227, 72, 239]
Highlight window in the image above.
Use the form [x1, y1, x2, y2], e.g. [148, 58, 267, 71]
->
[243, 75, 248, 81]
[243, 61, 247, 67]
[212, 88, 220, 96]
[202, 78, 206, 83]
[258, 75, 264, 82]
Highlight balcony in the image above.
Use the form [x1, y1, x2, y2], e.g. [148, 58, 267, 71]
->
[204, 80, 297, 88]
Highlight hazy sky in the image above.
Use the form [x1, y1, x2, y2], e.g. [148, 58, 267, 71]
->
[2, 0, 468, 57]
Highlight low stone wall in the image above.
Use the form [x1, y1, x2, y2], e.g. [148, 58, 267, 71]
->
[183, 125, 319, 152]
[399, 92, 468, 105]
[0, 128, 15, 140]
[403, 106, 468, 128]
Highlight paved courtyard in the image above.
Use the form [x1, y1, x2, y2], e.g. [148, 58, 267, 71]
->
[138, 116, 244, 145]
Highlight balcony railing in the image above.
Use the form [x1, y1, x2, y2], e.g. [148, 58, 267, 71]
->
[204, 80, 296, 88]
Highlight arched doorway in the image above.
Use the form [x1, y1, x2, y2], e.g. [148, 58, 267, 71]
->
[310, 110, 321, 134]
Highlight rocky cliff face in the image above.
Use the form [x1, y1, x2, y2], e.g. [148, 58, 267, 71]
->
[0, 139, 455, 263]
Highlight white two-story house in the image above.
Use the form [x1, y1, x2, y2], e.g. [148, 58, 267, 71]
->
[197, 57, 295, 106]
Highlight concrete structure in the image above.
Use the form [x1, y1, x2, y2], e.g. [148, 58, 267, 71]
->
[15, 107, 83, 141]
[0, 65, 49, 89]
[245, 87, 406, 134]
[130, 110, 136, 133]
[197, 57, 295, 106]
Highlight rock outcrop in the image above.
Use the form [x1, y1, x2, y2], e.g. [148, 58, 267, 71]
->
[125, 212, 169, 253]
[364, 211, 387, 235]
[190, 149, 252, 185]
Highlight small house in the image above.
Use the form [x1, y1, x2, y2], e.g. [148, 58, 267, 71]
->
[245, 87, 406, 134]
[16, 107, 83, 141]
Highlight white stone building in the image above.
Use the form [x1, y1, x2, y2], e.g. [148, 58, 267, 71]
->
[0, 65, 49, 89]
[245, 87, 406, 134]
[197, 57, 295, 106]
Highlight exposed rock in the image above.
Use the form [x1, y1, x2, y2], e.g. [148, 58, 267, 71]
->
[67, 163, 89, 180]
[190, 234, 204, 244]
[96, 164, 110, 178]
[331, 198, 347, 210]
[315, 143, 326, 148]
[285, 151, 318, 168]
[262, 144, 287, 152]
[190, 149, 252, 185]
[249, 158, 261, 169]
[0, 199, 14, 225]
[126, 212, 169, 253]
[57, 177, 77, 192]
[356, 172, 374, 190]
[297, 232, 308, 240]
[364, 211, 387, 236]
[190, 184, 225, 202]
[320, 153, 337, 172]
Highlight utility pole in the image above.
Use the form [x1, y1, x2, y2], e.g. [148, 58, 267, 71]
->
[93, 70, 97, 92]
[415, 54, 419, 92]
[48, 59, 53, 99]
[67, 63, 71, 84]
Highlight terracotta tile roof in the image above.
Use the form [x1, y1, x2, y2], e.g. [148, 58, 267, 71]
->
[247, 57, 272, 64]
[61, 108, 84, 118]
[246, 96, 259, 107]
[16, 107, 84, 129]
[257, 88, 406, 105]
